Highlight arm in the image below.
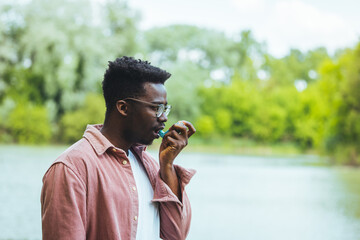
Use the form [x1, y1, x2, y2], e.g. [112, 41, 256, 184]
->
[154, 165, 196, 240]
[159, 120, 196, 200]
[155, 121, 196, 240]
[41, 163, 86, 240]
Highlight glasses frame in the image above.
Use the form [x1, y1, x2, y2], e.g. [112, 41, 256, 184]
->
[122, 97, 171, 118]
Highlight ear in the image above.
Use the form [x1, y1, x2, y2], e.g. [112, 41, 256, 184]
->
[116, 100, 128, 117]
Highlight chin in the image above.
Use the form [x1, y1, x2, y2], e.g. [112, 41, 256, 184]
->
[138, 138, 154, 146]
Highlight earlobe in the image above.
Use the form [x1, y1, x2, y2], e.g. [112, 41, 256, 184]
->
[116, 100, 128, 117]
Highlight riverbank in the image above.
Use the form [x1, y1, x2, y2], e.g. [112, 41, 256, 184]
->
[148, 136, 316, 156]
[1, 137, 312, 156]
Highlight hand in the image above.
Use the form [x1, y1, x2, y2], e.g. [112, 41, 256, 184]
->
[158, 120, 195, 199]
[159, 120, 196, 168]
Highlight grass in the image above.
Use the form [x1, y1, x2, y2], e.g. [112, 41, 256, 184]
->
[0, 136, 318, 157]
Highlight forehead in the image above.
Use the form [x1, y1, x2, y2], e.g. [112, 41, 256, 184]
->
[142, 82, 167, 102]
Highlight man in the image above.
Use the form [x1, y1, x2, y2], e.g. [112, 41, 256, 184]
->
[41, 56, 196, 240]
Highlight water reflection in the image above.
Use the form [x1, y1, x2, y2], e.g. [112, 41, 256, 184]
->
[176, 153, 360, 240]
[1, 147, 360, 240]
[335, 168, 360, 220]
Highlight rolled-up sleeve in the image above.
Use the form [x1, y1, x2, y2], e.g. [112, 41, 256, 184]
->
[152, 164, 196, 240]
[41, 163, 87, 240]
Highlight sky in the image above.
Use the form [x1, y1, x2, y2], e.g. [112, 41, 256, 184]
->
[129, 0, 360, 57]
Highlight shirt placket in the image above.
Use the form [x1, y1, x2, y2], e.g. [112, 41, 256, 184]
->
[111, 147, 139, 240]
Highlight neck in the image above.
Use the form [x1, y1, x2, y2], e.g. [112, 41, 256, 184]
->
[101, 118, 132, 153]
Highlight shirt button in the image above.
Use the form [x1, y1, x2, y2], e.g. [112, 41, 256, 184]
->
[132, 186, 136, 191]
[134, 216, 137, 221]
[122, 160, 127, 165]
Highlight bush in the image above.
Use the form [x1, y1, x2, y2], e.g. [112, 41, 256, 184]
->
[214, 109, 232, 134]
[59, 94, 105, 143]
[293, 85, 328, 148]
[8, 103, 52, 144]
[332, 144, 360, 166]
[195, 115, 215, 138]
[249, 104, 287, 142]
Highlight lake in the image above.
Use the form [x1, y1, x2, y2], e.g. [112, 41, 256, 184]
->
[1, 145, 360, 240]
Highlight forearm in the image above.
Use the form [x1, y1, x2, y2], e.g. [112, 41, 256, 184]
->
[153, 165, 196, 240]
[158, 120, 196, 200]
[159, 191, 192, 240]
[160, 164, 181, 200]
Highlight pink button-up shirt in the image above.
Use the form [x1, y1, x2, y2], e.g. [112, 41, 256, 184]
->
[41, 124, 195, 240]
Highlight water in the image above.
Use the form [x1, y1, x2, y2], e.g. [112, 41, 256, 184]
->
[1, 146, 360, 240]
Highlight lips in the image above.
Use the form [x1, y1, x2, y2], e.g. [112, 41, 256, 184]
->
[154, 125, 165, 138]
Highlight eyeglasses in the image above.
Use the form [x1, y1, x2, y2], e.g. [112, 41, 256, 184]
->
[122, 97, 171, 118]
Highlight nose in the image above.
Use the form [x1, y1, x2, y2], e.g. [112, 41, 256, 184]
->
[158, 112, 168, 123]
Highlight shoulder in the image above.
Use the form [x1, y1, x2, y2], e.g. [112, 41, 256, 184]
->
[45, 138, 98, 184]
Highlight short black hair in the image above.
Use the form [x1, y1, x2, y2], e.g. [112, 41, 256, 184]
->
[102, 56, 171, 114]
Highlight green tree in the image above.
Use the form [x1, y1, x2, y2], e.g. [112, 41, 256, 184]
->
[262, 47, 330, 88]
[59, 93, 105, 143]
[195, 115, 215, 138]
[7, 103, 51, 144]
[293, 85, 329, 148]
[0, 0, 139, 143]
[0, 0, 139, 117]
[319, 43, 360, 164]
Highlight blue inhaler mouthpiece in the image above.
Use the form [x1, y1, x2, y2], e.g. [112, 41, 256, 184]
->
[159, 130, 169, 138]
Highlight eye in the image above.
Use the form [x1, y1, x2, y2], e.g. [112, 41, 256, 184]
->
[153, 105, 161, 111]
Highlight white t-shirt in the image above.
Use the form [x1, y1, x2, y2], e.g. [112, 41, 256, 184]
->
[128, 150, 160, 240]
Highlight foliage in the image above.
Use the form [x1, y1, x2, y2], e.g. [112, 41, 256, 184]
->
[0, 0, 359, 166]
[143, 26, 265, 125]
[7, 103, 51, 144]
[0, 0, 139, 118]
[262, 47, 330, 88]
[59, 94, 105, 143]
[164, 60, 206, 123]
[317, 44, 360, 164]
[293, 85, 328, 148]
[198, 77, 291, 142]
[214, 109, 232, 134]
[195, 115, 215, 138]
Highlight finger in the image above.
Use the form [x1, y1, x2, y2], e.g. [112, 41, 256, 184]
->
[168, 122, 188, 137]
[162, 129, 188, 150]
[166, 129, 184, 141]
[179, 120, 196, 138]
[162, 135, 178, 150]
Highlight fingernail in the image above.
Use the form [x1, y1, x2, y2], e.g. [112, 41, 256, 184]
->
[177, 121, 185, 126]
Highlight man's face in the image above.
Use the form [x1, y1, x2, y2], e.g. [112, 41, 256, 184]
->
[124, 82, 168, 145]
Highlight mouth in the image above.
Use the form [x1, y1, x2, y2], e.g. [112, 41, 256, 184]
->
[154, 126, 165, 139]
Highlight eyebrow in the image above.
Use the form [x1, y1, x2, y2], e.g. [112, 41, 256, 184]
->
[151, 101, 168, 105]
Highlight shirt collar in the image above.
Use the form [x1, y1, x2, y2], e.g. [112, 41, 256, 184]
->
[83, 124, 113, 155]
[83, 124, 147, 156]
